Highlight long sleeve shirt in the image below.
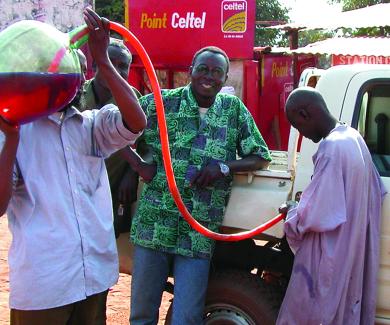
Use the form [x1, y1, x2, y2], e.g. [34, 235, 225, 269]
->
[0, 104, 140, 310]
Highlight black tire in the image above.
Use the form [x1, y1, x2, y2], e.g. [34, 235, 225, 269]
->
[164, 269, 284, 325]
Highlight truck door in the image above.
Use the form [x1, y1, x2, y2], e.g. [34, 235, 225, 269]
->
[222, 126, 300, 240]
[222, 164, 292, 239]
[340, 71, 390, 322]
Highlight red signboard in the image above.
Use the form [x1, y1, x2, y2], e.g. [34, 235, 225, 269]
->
[256, 55, 294, 150]
[253, 53, 315, 150]
[332, 54, 390, 65]
[125, 0, 255, 67]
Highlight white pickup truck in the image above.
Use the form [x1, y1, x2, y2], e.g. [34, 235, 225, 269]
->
[118, 63, 390, 325]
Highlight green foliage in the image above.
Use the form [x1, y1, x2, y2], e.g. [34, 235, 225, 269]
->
[340, 26, 390, 37]
[95, 0, 124, 24]
[327, 0, 390, 36]
[255, 0, 290, 46]
[298, 30, 335, 47]
[328, 0, 389, 11]
[343, 0, 379, 10]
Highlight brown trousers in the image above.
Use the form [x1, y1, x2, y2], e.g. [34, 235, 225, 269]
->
[10, 290, 108, 325]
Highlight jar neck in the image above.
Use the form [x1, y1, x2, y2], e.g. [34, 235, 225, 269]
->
[68, 24, 89, 49]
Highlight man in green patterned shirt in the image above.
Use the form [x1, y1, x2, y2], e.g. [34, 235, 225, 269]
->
[129, 46, 271, 325]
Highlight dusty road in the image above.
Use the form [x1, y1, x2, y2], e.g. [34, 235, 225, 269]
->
[0, 216, 172, 325]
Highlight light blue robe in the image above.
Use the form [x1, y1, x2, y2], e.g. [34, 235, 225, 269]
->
[277, 125, 386, 325]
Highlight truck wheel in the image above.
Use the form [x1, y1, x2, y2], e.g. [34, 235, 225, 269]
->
[164, 269, 284, 325]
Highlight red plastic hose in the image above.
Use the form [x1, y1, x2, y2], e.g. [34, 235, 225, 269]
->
[109, 22, 285, 242]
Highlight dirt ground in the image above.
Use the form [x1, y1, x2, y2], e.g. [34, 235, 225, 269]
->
[0, 216, 173, 325]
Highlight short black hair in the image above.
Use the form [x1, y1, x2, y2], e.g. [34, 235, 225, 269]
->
[191, 46, 230, 73]
[109, 37, 132, 63]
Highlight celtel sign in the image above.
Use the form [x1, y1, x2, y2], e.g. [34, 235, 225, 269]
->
[221, 0, 247, 33]
[140, 12, 206, 29]
[127, 0, 255, 65]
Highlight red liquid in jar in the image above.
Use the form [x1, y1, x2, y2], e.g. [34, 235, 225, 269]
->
[0, 72, 80, 124]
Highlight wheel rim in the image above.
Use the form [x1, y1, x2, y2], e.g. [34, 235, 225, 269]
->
[204, 303, 256, 325]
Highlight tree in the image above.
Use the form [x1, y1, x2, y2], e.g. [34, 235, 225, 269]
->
[255, 0, 290, 46]
[327, 0, 390, 36]
[328, 0, 390, 11]
[298, 30, 335, 48]
[95, 0, 124, 24]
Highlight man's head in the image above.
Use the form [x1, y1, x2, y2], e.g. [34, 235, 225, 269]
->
[95, 38, 132, 88]
[285, 87, 337, 143]
[190, 46, 229, 107]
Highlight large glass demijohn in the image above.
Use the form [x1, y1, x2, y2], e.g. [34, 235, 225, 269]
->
[0, 20, 88, 124]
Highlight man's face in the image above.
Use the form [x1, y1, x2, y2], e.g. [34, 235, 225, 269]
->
[108, 46, 131, 80]
[96, 46, 131, 88]
[286, 108, 323, 143]
[190, 51, 228, 100]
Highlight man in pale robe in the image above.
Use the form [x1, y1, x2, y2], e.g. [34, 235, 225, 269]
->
[276, 87, 387, 325]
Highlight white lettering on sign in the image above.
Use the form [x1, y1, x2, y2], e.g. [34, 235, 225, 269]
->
[284, 82, 294, 102]
[336, 55, 390, 65]
[221, 0, 247, 33]
[223, 2, 245, 10]
[171, 12, 206, 29]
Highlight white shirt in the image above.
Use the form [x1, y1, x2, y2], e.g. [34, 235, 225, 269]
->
[0, 104, 140, 310]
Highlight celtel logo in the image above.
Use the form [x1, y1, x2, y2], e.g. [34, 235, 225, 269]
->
[221, 0, 247, 33]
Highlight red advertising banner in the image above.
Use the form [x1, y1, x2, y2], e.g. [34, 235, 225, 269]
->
[257, 55, 293, 150]
[332, 54, 390, 65]
[125, 0, 255, 67]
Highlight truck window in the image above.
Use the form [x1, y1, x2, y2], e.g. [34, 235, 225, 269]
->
[298, 68, 324, 88]
[307, 75, 319, 88]
[357, 84, 390, 177]
[357, 92, 368, 137]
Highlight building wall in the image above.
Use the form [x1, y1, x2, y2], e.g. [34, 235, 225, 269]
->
[0, 0, 93, 32]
